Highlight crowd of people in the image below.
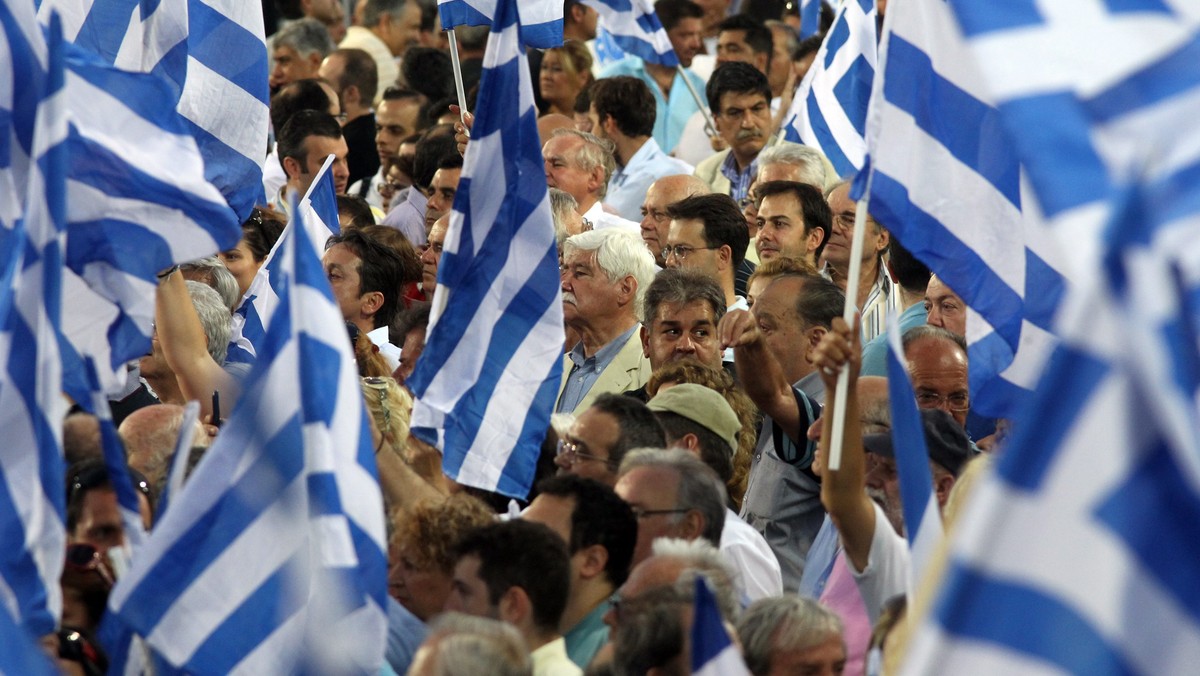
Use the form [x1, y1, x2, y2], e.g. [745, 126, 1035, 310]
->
[54, 0, 1000, 674]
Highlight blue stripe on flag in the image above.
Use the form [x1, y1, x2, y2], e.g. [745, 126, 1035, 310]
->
[804, 94, 854, 177]
[187, 0, 270, 98]
[947, 0, 1043, 38]
[298, 334, 340, 425]
[75, 0, 142, 63]
[187, 566, 298, 671]
[885, 324, 938, 547]
[185, 120, 268, 220]
[822, 16, 849, 69]
[832, 54, 873, 137]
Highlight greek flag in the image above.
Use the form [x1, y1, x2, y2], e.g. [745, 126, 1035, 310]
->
[106, 197, 388, 673]
[885, 316, 940, 595]
[690, 576, 748, 676]
[437, 0, 563, 49]
[799, 0, 821, 40]
[228, 158, 340, 364]
[782, 0, 876, 178]
[0, 599, 55, 675]
[854, 0, 1067, 417]
[583, 0, 679, 67]
[408, 0, 564, 499]
[0, 5, 68, 639]
[902, 187, 1200, 674]
[43, 0, 270, 220]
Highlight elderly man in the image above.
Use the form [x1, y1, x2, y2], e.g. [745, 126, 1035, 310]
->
[270, 18, 335, 94]
[555, 229, 657, 414]
[902, 325, 971, 428]
[420, 214, 448, 297]
[639, 174, 711, 267]
[340, 0, 422, 103]
[664, 193, 749, 310]
[737, 596, 846, 676]
[756, 144, 829, 189]
[598, 0, 707, 154]
[554, 394, 666, 486]
[275, 110, 350, 209]
[587, 77, 692, 222]
[543, 129, 638, 232]
[719, 272, 845, 591]
[924, 274, 966, 338]
[824, 181, 901, 341]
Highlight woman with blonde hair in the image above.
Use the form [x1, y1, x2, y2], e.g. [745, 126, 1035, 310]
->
[539, 40, 593, 117]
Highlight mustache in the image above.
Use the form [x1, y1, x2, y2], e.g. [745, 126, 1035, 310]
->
[562, 292, 576, 305]
[735, 130, 763, 141]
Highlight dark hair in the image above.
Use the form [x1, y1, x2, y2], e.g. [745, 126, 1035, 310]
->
[655, 0, 703, 31]
[360, 224, 423, 286]
[240, 208, 287, 261]
[654, 412, 734, 484]
[412, 125, 459, 190]
[328, 48, 378, 105]
[754, 180, 832, 260]
[277, 110, 342, 174]
[336, 194, 376, 230]
[423, 96, 458, 127]
[381, 85, 424, 104]
[401, 46, 454, 103]
[534, 474, 638, 587]
[665, 193, 750, 270]
[642, 268, 726, 330]
[573, 82, 593, 115]
[454, 520, 572, 632]
[390, 301, 431, 346]
[794, 33, 824, 61]
[324, 229, 407, 328]
[717, 14, 774, 64]
[436, 152, 464, 172]
[270, 79, 334, 137]
[66, 458, 153, 532]
[590, 394, 666, 468]
[887, 236, 931, 293]
[706, 61, 771, 114]
[589, 77, 656, 138]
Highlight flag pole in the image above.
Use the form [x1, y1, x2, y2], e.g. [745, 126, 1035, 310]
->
[447, 28, 471, 133]
[676, 64, 719, 140]
[826, 179, 871, 472]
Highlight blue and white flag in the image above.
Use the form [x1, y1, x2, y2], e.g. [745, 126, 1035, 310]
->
[782, 0, 876, 178]
[799, 0, 821, 40]
[854, 0, 1068, 417]
[43, 0, 270, 220]
[583, 0, 679, 67]
[901, 184, 1200, 674]
[408, 0, 564, 499]
[228, 157, 341, 365]
[0, 6, 68, 638]
[0, 597, 56, 676]
[106, 197, 387, 673]
[438, 0, 563, 49]
[690, 576, 748, 676]
[885, 314, 940, 595]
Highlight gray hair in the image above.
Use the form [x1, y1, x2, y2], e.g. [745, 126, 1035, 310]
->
[184, 280, 231, 366]
[902, 324, 968, 356]
[421, 613, 532, 676]
[641, 267, 726, 327]
[361, 0, 409, 28]
[548, 188, 579, 249]
[757, 144, 827, 189]
[651, 537, 740, 621]
[737, 596, 844, 676]
[618, 448, 727, 551]
[563, 228, 657, 315]
[273, 17, 335, 60]
[181, 256, 241, 311]
[551, 128, 616, 198]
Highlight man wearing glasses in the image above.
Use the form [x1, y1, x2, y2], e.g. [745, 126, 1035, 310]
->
[553, 394, 666, 487]
[662, 193, 750, 311]
[638, 174, 711, 267]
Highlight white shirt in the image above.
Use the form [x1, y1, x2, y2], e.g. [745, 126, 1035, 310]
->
[849, 501, 911, 625]
[262, 147, 287, 203]
[339, 27, 399, 105]
[583, 200, 640, 233]
[349, 166, 386, 210]
[720, 508, 784, 604]
[367, 326, 401, 372]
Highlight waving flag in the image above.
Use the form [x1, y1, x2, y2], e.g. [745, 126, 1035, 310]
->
[854, 0, 1068, 417]
[584, 0, 679, 67]
[409, 0, 564, 499]
[691, 576, 749, 675]
[437, 0, 563, 49]
[0, 6, 68, 638]
[783, 0, 877, 178]
[106, 198, 387, 673]
[43, 0, 270, 220]
[885, 317, 940, 594]
[799, 0, 821, 40]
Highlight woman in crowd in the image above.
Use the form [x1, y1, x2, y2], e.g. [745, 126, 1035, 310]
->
[539, 40, 593, 118]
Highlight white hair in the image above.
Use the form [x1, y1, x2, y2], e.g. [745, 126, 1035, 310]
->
[563, 228, 657, 315]
[650, 537, 741, 621]
[757, 144, 828, 189]
[184, 280, 231, 366]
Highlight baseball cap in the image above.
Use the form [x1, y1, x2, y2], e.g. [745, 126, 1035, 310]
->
[647, 383, 740, 455]
[861, 409, 972, 477]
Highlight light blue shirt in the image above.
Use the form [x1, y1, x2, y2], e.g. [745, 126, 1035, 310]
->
[860, 301, 928, 377]
[556, 325, 639, 413]
[598, 57, 705, 155]
[607, 138, 693, 221]
[564, 598, 612, 668]
[385, 598, 428, 675]
[381, 184, 428, 247]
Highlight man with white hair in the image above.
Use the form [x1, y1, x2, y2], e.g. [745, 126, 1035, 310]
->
[737, 596, 846, 676]
[556, 229, 657, 414]
[270, 18, 335, 94]
[755, 143, 829, 189]
[543, 129, 639, 233]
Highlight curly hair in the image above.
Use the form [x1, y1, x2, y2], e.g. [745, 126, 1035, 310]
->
[646, 359, 760, 510]
[392, 494, 495, 574]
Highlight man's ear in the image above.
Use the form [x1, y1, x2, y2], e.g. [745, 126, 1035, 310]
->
[804, 325, 827, 362]
[641, 325, 651, 358]
[498, 586, 531, 626]
[588, 165, 606, 194]
[677, 509, 705, 540]
[577, 543, 609, 581]
[716, 244, 733, 271]
[282, 155, 303, 180]
[360, 290, 385, 318]
[343, 84, 360, 107]
[616, 275, 637, 306]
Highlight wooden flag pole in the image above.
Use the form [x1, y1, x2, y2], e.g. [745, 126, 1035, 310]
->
[447, 28, 470, 137]
[825, 185, 871, 472]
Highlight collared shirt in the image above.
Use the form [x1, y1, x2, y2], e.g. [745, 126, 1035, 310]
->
[385, 598, 427, 675]
[531, 637, 583, 676]
[556, 325, 639, 413]
[723, 296, 749, 363]
[381, 184, 428, 247]
[821, 262, 904, 343]
[582, 200, 640, 233]
[721, 508, 784, 604]
[563, 598, 612, 668]
[262, 146, 287, 203]
[719, 151, 759, 204]
[367, 326, 401, 371]
[606, 138, 693, 221]
[597, 56, 705, 154]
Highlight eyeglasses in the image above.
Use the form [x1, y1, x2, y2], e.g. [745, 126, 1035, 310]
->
[377, 180, 405, 196]
[915, 391, 970, 412]
[555, 438, 614, 468]
[68, 463, 152, 506]
[661, 244, 718, 261]
[629, 507, 690, 520]
[334, 112, 348, 125]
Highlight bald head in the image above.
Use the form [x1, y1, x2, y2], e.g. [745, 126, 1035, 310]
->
[641, 174, 712, 265]
[118, 405, 208, 491]
[538, 114, 577, 146]
[63, 413, 102, 465]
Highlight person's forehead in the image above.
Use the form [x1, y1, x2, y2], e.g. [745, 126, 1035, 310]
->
[523, 494, 575, 542]
[378, 98, 419, 121]
[273, 45, 299, 58]
[618, 465, 679, 500]
[759, 192, 802, 218]
[827, 184, 854, 210]
[563, 248, 597, 268]
[573, 407, 619, 442]
[669, 17, 702, 33]
[324, 242, 362, 267]
[667, 218, 707, 241]
[720, 90, 768, 109]
[432, 168, 461, 187]
[653, 299, 717, 326]
[719, 29, 749, 45]
[544, 134, 583, 160]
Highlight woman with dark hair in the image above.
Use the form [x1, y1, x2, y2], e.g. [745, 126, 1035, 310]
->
[218, 207, 287, 297]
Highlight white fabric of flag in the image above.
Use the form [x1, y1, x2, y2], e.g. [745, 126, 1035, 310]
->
[582, 0, 679, 67]
[437, 0, 563, 49]
[42, 0, 270, 221]
[855, 0, 1069, 417]
[408, 0, 564, 499]
[0, 4, 68, 639]
[782, 0, 876, 178]
[105, 198, 387, 674]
